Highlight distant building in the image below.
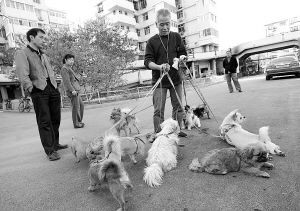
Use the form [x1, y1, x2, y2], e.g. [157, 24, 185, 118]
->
[0, 0, 70, 48]
[265, 16, 300, 37]
[176, 0, 219, 57]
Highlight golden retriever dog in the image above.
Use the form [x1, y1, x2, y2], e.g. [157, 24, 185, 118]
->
[110, 108, 140, 136]
[220, 109, 285, 157]
[143, 118, 180, 187]
[189, 144, 274, 178]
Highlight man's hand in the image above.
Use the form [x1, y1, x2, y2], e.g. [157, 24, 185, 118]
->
[179, 55, 187, 62]
[72, 91, 77, 96]
[160, 63, 170, 73]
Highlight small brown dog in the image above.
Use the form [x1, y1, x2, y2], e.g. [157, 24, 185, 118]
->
[189, 143, 274, 178]
[88, 158, 132, 211]
[110, 108, 140, 136]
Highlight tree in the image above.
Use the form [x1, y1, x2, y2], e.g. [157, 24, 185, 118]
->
[45, 19, 138, 91]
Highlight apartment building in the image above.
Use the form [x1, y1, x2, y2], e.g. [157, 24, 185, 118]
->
[0, 0, 69, 47]
[176, 0, 218, 57]
[134, 0, 178, 59]
[96, 0, 138, 40]
[265, 16, 300, 37]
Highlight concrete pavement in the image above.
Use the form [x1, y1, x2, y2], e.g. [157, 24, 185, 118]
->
[0, 75, 299, 211]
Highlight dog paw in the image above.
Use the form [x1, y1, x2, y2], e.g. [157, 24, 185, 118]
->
[88, 186, 96, 192]
[278, 152, 286, 157]
[260, 172, 270, 178]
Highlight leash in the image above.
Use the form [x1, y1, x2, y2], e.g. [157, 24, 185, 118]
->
[108, 72, 167, 132]
[133, 137, 146, 154]
[182, 62, 218, 123]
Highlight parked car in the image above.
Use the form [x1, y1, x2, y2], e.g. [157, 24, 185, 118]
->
[265, 56, 300, 80]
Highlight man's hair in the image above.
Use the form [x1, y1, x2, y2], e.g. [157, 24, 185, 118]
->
[63, 54, 75, 64]
[26, 28, 45, 42]
[156, 9, 171, 22]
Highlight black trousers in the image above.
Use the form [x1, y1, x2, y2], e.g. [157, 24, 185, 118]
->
[31, 81, 61, 155]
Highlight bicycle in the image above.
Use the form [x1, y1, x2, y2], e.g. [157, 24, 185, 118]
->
[5, 99, 12, 110]
[18, 97, 32, 112]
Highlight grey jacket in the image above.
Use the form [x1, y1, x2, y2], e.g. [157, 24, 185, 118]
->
[15, 46, 57, 92]
[60, 65, 81, 96]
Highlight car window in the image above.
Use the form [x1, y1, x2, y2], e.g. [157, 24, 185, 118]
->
[271, 56, 297, 64]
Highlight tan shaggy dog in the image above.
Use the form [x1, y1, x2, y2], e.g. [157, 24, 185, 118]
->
[189, 143, 274, 178]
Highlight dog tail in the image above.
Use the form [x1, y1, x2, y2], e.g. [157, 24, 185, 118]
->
[103, 135, 121, 156]
[143, 163, 164, 187]
[99, 159, 122, 181]
[259, 126, 270, 143]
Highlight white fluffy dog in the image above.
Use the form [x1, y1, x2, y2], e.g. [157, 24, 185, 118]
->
[220, 109, 285, 157]
[184, 106, 201, 130]
[143, 118, 180, 187]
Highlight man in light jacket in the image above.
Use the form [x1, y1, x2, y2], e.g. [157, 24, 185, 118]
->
[15, 28, 67, 161]
[61, 54, 84, 128]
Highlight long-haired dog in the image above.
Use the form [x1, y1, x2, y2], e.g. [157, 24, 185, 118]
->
[184, 105, 201, 130]
[143, 118, 180, 187]
[88, 135, 133, 211]
[189, 143, 274, 178]
[70, 136, 103, 163]
[192, 104, 210, 119]
[110, 108, 140, 136]
[220, 109, 285, 157]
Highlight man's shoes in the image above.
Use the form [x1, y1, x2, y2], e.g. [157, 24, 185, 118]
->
[55, 144, 68, 150]
[178, 131, 187, 137]
[74, 124, 84, 128]
[47, 151, 60, 161]
[238, 90, 242, 92]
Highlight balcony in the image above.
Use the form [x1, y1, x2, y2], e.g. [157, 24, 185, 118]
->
[106, 0, 135, 12]
[107, 14, 136, 26]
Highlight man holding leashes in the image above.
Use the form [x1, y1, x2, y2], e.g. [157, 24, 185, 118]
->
[223, 48, 242, 93]
[144, 8, 187, 137]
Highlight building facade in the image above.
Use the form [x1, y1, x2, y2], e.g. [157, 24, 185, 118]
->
[0, 0, 69, 48]
[265, 16, 300, 37]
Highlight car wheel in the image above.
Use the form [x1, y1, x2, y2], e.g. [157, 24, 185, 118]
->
[266, 75, 271, 80]
[295, 73, 300, 78]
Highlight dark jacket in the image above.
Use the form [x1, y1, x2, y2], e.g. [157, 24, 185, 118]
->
[15, 46, 57, 92]
[60, 65, 81, 97]
[223, 56, 238, 74]
[144, 31, 187, 88]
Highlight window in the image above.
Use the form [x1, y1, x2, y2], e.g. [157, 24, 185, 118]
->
[177, 10, 183, 19]
[178, 24, 185, 33]
[134, 15, 139, 23]
[25, 4, 34, 12]
[138, 42, 145, 51]
[6, 0, 16, 8]
[144, 26, 150, 35]
[33, 0, 41, 4]
[136, 29, 140, 36]
[127, 26, 130, 30]
[125, 12, 128, 15]
[202, 28, 218, 37]
[140, 0, 147, 9]
[121, 25, 124, 30]
[119, 10, 122, 14]
[16, 2, 25, 10]
[143, 12, 148, 21]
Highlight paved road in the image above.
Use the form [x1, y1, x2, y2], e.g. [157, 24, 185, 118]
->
[0, 75, 299, 211]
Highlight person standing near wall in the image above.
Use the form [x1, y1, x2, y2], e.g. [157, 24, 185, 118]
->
[61, 54, 84, 129]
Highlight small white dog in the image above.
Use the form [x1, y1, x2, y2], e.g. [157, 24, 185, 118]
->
[143, 118, 180, 187]
[220, 109, 285, 157]
[184, 106, 201, 130]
